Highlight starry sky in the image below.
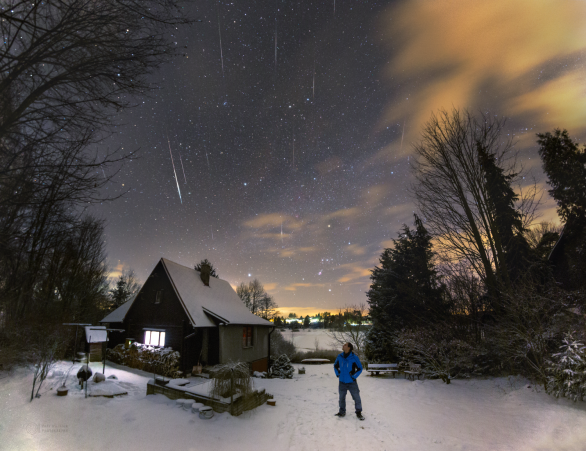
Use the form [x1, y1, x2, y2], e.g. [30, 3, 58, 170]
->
[92, 0, 586, 317]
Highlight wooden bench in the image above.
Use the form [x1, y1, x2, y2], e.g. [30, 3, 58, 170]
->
[404, 363, 422, 381]
[366, 363, 399, 377]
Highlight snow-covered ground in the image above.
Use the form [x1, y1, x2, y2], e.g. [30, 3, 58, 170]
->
[2, 360, 586, 451]
[280, 329, 337, 351]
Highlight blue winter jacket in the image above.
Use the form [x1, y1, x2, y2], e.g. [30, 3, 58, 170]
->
[334, 351, 363, 383]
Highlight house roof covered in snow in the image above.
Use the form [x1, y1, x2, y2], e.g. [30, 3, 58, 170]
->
[85, 326, 108, 343]
[99, 258, 273, 328]
[100, 296, 136, 324]
[160, 258, 272, 328]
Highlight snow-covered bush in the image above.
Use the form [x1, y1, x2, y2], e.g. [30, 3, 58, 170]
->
[394, 328, 474, 384]
[271, 354, 294, 379]
[545, 333, 586, 402]
[489, 282, 576, 382]
[106, 343, 181, 377]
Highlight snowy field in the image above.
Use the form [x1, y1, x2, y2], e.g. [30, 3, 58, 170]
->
[279, 329, 337, 351]
[2, 360, 586, 450]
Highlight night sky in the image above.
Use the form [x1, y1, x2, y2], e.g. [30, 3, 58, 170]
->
[92, 1, 586, 316]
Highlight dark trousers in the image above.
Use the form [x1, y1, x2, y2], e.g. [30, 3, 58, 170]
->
[338, 381, 362, 413]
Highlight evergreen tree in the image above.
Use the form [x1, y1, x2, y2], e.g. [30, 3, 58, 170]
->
[537, 129, 586, 288]
[271, 354, 294, 379]
[110, 277, 131, 309]
[194, 258, 219, 278]
[546, 333, 586, 402]
[366, 215, 447, 361]
[537, 129, 586, 233]
[109, 270, 141, 310]
[477, 144, 533, 283]
[303, 315, 310, 328]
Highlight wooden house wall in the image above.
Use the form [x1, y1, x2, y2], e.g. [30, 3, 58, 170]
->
[219, 326, 270, 364]
[124, 260, 191, 351]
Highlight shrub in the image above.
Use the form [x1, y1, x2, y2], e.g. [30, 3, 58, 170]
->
[106, 343, 180, 377]
[209, 361, 253, 399]
[394, 327, 476, 384]
[270, 330, 296, 360]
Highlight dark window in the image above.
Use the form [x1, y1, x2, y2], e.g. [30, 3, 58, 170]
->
[155, 290, 163, 304]
[242, 326, 253, 348]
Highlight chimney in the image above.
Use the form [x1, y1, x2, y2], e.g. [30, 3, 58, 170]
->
[200, 263, 211, 287]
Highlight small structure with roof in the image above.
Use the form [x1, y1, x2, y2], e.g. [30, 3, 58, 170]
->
[100, 258, 273, 374]
[84, 325, 108, 362]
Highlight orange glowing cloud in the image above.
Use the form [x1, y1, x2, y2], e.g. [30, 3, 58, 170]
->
[335, 263, 372, 284]
[283, 282, 326, 292]
[243, 213, 304, 230]
[380, 0, 586, 137]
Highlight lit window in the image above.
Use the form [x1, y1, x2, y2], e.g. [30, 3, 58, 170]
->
[144, 330, 166, 346]
[242, 326, 253, 348]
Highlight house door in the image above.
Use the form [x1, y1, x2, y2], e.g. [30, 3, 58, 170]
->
[207, 328, 220, 365]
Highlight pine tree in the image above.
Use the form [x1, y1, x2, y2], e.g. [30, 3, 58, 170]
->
[109, 270, 141, 309]
[546, 333, 586, 402]
[271, 354, 294, 379]
[194, 259, 219, 278]
[366, 215, 447, 361]
[477, 144, 533, 283]
[537, 129, 586, 232]
[110, 276, 131, 309]
[537, 129, 586, 288]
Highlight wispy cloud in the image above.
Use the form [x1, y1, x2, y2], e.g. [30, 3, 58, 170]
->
[243, 213, 304, 231]
[346, 244, 367, 256]
[379, 0, 586, 138]
[283, 282, 326, 292]
[334, 262, 373, 284]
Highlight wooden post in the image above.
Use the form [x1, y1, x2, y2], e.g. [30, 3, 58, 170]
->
[73, 326, 79, 364]
[181, 320, 185, 375]
[230, 368, 234, 416]
[85, 337, 89, 399]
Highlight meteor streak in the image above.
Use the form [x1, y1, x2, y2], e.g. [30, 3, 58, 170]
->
[312, 62, 315, 100]
[167, 135, 182, 204]
[179, 153, 187, 184]
[218, 5, 224, 78]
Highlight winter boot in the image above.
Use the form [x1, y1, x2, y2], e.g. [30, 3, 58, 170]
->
[334, 412, 345, 417]
[356, 412, 365, 421]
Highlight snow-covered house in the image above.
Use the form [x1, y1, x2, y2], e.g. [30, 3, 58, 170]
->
[100, 258, 273, 374]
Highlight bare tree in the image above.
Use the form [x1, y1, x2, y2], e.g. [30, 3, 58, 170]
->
[525, 221, 563, 259]
[412, 108, 539, 299]
[0, 0, 191, 154]
[326, 304, 368, 356]
[0, 1, 193, 324]
[236, 279, 278, 319]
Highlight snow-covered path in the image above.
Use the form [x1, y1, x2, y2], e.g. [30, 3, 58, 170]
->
[2, 360, 586, 450]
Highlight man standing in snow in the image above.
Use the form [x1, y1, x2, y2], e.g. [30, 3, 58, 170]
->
[334, 342, 364, 420]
